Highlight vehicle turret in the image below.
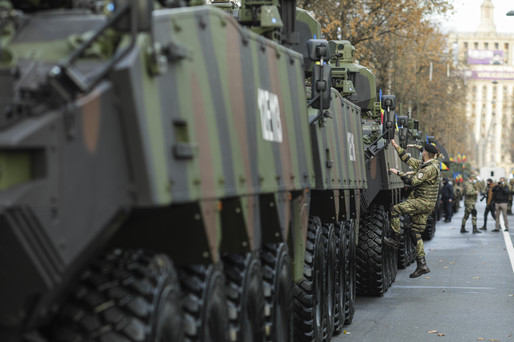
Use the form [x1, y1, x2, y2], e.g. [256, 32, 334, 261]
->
[328, 40, 376, 112]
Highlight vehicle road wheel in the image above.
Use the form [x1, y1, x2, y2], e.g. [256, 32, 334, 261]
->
[260, 243, 293, 342]
[398, 215, 413, 269]
[51, 249, 184, 342]
[332, 222, 347, 336]
[180, 263, 229, 342]
[344, 219, 356, 324]
[222, 252, 265, 342]
[322, 223, 337, 341]
[422, 211, 437, 240]
[357, 205, 389, 296]
[294, 216, 326, 342]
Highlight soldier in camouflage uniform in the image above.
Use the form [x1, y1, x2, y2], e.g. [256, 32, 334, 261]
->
[384, 140, 441, 278]
[461, 173, 481, 234]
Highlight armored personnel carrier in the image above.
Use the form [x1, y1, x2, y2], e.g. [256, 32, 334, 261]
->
[327, 40, 404, 296]
[0, 1, 366, 341]
[0, 0, 441, 341]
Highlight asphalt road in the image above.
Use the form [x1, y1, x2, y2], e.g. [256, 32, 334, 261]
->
[333, 199, 514, 342]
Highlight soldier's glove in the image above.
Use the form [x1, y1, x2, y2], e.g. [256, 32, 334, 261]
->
[401, 175, 413, 186]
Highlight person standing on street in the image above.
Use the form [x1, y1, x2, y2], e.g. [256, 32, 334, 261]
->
[508, 178, 514, 215]
[441, 177, 454, 222]
[461, 173, 481, 234]
[492, 177, 510, 232]
[479, 178, 496, 231]
[453, 178, 463, 214]
[384, 140, 441, 278]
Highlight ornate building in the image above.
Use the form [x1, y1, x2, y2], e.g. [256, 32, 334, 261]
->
[449, 0, 514, 175]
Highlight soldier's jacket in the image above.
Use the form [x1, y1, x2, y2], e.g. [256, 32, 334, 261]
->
[463, 181, 478, 206]
[395, 145, 440, 209]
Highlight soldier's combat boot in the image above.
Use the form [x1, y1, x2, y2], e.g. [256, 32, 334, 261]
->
[460, 225, 469, 233]
[383, 232, 401, 249]
[479, 226, 487, 231]
[410, 256, 430, 278]
[472, 225, 481, 234]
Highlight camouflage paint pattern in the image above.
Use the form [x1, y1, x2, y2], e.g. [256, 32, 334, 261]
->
[309, 89, 366, 191]
[395, 146, 440, 209]
[390, 200, 429, 258]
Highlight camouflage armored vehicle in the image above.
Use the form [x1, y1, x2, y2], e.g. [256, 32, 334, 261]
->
[0, 1, 369, 341]
[327, 41, 405, 296]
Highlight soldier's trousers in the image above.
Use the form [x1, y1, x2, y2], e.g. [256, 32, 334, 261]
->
[462, 203, 477, 227]
[390, 199, 432, 258]
[483, 204, 496, 227]
[495, 203, 509, 231]
[442, 198, 452, 220]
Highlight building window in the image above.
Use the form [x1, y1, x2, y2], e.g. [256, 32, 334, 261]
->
[464, 42, 468, 49]
[474, 42, 479, 49]
[485, 42, 489, 49]
[495, 42, 499, 49]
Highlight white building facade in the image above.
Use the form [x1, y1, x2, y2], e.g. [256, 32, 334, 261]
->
[449, 0, 514, 175]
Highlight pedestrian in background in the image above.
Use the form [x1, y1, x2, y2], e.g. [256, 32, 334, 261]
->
[492, 177, 510, 232]
[453, 178, 463, 214]
[508, 178, 514, 215]
[441, 177, 453, 222]
[479, 178, 496, 231]
[461, 173, 481, 234]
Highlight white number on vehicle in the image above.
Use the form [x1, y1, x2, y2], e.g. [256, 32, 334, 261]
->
[258, 89, 283, 143]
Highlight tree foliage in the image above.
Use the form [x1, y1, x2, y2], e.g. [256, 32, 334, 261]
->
[297, 0, 471, 159]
